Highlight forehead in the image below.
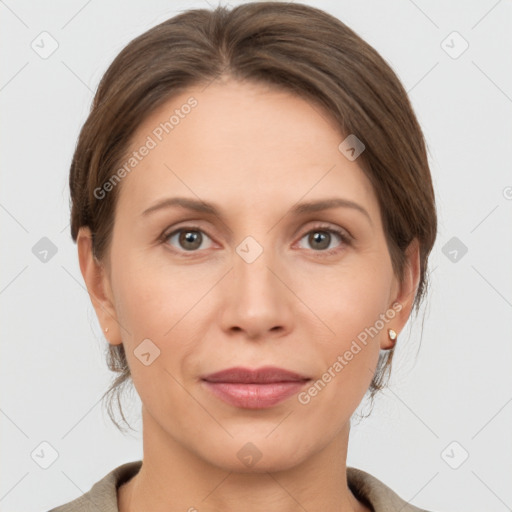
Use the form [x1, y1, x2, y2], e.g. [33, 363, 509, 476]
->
[116, 78, 378, 219]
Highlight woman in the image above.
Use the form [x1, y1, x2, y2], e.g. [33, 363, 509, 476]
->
[50, 2, 437, 511]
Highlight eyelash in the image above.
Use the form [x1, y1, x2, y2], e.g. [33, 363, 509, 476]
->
[160, 223, 352, 257]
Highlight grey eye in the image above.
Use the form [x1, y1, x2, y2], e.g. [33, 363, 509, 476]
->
[166, 229, 213, 251]
[298, 229, 343, 251]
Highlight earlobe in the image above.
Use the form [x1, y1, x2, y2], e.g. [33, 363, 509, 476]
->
[77, 227, 122, 346]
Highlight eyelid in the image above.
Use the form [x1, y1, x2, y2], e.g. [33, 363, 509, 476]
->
[299, 221, 353, 241]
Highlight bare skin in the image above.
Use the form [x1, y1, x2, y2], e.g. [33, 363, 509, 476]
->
[78, 76, 420, 512]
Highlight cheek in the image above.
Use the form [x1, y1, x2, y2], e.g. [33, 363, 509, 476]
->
[296, 254, 394, 338]
[110, 243, 193, 335]
[294, 258, 392, 388]
[109, 251, 208, 381]
[293, 273, 388, 426]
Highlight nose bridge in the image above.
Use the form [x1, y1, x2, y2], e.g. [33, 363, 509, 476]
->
[234, 234, 280, 301]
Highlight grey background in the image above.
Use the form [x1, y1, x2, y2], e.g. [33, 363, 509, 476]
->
[1, 0, 511, 511]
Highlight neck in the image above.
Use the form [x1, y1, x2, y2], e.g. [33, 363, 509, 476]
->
[118, 408, 369, 512]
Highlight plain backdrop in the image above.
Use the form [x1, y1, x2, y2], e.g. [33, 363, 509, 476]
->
[1, 1, 511, 511]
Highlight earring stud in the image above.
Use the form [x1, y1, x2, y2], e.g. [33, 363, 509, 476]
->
[105, 327, 109, 333]
[387, 329, 397, 349]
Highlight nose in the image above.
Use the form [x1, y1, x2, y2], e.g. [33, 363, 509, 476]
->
[219, 243, 294, 340]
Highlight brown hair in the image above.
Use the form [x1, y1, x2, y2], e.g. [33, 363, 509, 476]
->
[69, 1, 437, 432]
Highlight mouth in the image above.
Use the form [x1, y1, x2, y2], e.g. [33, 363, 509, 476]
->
[201, 366, 312, 409]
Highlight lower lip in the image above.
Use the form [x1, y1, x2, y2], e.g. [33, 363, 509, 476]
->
[201, 380, 310, 409]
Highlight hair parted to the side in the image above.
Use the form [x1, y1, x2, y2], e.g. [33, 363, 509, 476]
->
[69, 1, 437, 433]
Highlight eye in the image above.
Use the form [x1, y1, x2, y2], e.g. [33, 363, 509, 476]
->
[163, 226, 214, 252]
[297, 224, 351, 254]
[160, 223, 352, 256]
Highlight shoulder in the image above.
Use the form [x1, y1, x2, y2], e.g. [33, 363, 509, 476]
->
[347, 466, 436, 512]
[47, 461, 142, 512]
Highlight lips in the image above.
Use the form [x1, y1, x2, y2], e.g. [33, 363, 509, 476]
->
[201, 366, 311, 409]
[201, 366, 310, 384]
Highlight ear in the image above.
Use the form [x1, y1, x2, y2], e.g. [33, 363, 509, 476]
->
[77, 227, 122, 346]
[382, 237, 421, 349]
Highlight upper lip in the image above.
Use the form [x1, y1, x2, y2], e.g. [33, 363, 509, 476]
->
[201, 366, 311, 384]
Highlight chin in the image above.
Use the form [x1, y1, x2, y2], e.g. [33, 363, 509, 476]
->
[199, 437, 312, 474]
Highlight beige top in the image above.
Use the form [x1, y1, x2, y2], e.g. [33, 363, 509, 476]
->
[48, 460, 434, 512]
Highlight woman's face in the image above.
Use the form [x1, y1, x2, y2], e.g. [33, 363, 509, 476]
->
[80, 77, 418, 472]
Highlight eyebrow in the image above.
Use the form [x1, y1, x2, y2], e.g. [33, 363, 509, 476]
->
[141, 196, 372, 225]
